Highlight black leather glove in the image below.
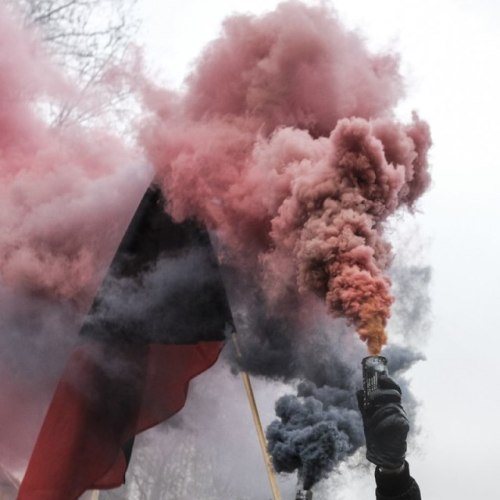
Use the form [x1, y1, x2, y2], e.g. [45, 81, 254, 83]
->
[357, 374, 410, 470]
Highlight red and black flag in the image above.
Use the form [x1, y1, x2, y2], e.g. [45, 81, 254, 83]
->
[18, 186, 234, 499]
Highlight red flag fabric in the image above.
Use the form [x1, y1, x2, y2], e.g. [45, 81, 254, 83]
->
[18, 186, 233, 499]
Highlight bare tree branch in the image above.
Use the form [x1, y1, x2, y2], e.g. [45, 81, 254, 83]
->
[6, 0, 140, 130]
[31, 0, 80, 24]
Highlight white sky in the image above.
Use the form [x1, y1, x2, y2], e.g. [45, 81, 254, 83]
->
[135, 1, 500, 498]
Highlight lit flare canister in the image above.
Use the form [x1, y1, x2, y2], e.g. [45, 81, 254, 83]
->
[361, 356, 388, 409]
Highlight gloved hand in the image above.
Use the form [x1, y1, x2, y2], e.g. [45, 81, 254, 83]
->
[357, 374, 410, 470]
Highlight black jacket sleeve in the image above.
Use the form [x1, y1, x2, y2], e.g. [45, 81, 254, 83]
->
[375, 462, 421, 500]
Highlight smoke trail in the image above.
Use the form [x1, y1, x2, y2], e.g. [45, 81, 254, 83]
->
[0, 4, 148, 471]
[0, 4, 147, 304]
[263, 337, 424, 490]
[266, 382, 363, 490]
[0, 285, 80, 474]
[139, 1, 431, 354]
[226, 263, 425, 489]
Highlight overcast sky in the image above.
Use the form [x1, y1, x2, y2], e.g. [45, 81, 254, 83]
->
[133, 1, 500, 498]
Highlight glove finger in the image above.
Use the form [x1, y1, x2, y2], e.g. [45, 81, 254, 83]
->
[367, 388, 402, 406]
[370, 403, 409, 428]
[378, 374, 402, 393]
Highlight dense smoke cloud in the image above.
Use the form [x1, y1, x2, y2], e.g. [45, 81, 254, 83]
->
[224, 265, 426, 489]
[140, 1, 431, 354]
[0, 0, 431, 494]
[0, 4, 147, 304]
[136, 4, 431, 488]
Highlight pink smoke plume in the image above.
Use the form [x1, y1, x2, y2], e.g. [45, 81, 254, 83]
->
[140, 1, 431, 353]
[0, 4, 146, 306]
[0, 4, 151, 471]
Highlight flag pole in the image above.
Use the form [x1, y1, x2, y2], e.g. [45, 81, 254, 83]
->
[232, 335, 282, 500]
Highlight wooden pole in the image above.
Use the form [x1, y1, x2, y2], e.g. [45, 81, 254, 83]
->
[232, 335, 282, 500]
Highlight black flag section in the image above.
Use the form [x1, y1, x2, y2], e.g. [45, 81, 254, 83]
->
[19, 185, 233, 500]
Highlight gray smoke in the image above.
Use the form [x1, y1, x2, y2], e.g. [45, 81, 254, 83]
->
[81, 248, 232, 345]
[390, 263, 432, 344]
[267, 382, 363, 490]
[92, 225, 431, 499]
[0, 284, 80, 471]
[0, 286, 79, 380]
[216, 222, 430, 492]
[1, 216, 429, 496]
